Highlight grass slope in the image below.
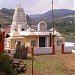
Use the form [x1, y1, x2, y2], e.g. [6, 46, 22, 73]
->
[24, 54, 75, 75]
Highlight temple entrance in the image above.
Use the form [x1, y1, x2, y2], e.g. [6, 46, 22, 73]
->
[39, 37, 45, 47]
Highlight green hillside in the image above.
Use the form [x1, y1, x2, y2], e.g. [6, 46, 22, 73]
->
[0, 8, 32, 27]
[0, 8, 74, 35]
[30, 9, 75, 35]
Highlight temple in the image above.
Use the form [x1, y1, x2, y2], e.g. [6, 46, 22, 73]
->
[5, 3, 65, 54]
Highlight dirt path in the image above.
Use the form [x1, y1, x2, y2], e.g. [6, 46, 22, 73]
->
[57, 52, 75, 69]
[18, 63, 40, 75]
[25, 64, 40, 75]
[56, 52, 75, 75]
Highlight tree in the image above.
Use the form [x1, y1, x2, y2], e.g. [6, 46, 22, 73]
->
[26, 15, 32, 26]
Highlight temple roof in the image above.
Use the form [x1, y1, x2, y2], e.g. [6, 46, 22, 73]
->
[15, 3, 22, 11]
[10, 31, 22, 37]
[19, 29, 62, 36]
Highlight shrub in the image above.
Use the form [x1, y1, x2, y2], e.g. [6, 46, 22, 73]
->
[0, 54, 17, 75]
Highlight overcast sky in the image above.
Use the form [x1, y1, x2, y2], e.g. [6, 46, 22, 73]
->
[0, 0, 74, 15]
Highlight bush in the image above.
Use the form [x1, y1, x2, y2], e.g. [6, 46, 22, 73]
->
[0, 54, 17, 75]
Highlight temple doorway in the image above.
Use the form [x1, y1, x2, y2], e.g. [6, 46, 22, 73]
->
[39, 37, 45, 47]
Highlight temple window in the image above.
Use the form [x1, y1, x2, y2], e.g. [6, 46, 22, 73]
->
[31, 40, 36, 46]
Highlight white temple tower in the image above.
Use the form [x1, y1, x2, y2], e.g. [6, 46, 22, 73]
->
[11, 3, 29, 32]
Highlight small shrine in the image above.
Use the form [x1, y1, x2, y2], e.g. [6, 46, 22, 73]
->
[14, 43, 28, 59]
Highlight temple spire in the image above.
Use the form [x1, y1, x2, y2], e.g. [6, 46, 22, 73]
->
[19, 2, 21, 7]
[11, 3, 29, 32]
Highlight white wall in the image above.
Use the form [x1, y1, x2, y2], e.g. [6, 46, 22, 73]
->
[65, 42, 75, 46]
[4, 39, 10, 47]
[64, 46, 74, 53]
[34, 47, 52, 55]
[54, 37, 65, 50]
[5, 49, 16, 55]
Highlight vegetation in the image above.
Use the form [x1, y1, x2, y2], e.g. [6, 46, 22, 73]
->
[24, 54, 75, 75]
[0, 54, 17, 75]
[0, 8, 74, 35]
[0, 8, 14, 27]
[64, 35, 75, 43]
[30, 9, 75, 35]
[26, 14, 32, 26]
[0, 8, 32, 27]
[31, 16, 74, 35]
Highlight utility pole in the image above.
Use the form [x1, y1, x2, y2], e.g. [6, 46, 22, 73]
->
[31, 43, 34, 75]
[52, 0, 55, 54]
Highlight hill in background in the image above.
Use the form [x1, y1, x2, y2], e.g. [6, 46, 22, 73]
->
[29, 9, 75, 35]
[30, 9, 74, 19]
[0, 8, 74, 35]
[0, 8, 14, 27]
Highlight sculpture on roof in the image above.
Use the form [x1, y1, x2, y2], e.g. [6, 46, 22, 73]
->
[38, 21, 47, 31]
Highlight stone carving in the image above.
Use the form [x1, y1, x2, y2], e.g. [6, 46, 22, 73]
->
[38, 21, 47, 31]
[14, 43, 28, 59]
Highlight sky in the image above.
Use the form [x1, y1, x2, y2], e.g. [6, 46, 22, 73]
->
[0, 0, 74, 15]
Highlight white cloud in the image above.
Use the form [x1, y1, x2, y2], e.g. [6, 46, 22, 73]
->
[29, 0, 74, 14]
[55, 0, 66, 4]
[74, 0, 75, 10]
[36, 0, 51, 11]
[54, 0, 74, 10]
[25, 0, 51, 14]
[0, 0, 2, 2]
